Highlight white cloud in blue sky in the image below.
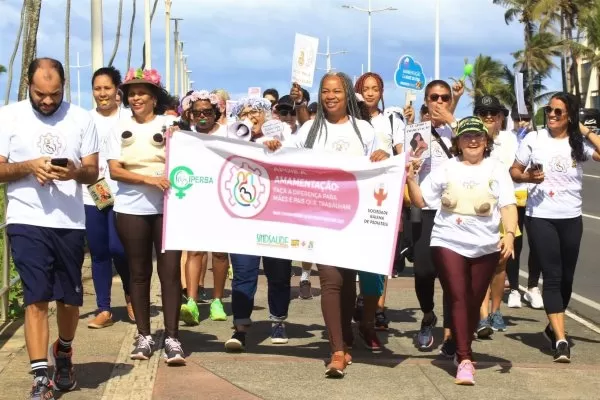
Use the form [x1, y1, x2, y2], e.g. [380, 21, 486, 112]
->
[0, 0, 562, 117]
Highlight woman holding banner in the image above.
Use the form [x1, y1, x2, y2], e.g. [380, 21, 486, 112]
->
[264, 71, 389, 378]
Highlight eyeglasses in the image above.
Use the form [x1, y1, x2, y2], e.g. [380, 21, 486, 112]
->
[239, 109, 261, 118]
[278, 109, 296, 117]
[477, 110, 500, 118]
[544, 106, 566, 118]
[191, 109, 215, 118]
[428, 93, 451, 103]
[460, 132, 486, 141]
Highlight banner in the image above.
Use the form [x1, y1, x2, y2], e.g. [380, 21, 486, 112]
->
[291, 33, 319, 87]
[163, 133, 407, 275]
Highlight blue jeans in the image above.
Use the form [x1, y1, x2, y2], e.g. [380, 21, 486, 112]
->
[229, 254, 292, 326]
[85, 205, 130, 312]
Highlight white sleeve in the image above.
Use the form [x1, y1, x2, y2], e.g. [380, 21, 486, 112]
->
[497, 167, 517, 208]
[420, 159, 449, 207]
[80, 114, 99, 158]
[584, 139, 596, 159]
[360, 121, 376, 156]
[288, 119, 313, 148]
[515, 131, 534, 166]
[0, 106, 12, 158]
[105, 125, 121, 161]
[392, 116, 406, 146]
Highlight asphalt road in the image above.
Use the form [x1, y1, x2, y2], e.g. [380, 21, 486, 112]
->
[518, 161, 600, 325]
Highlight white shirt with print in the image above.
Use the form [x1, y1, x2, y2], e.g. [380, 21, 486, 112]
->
[370, 113, 394, 153]
[0, 100, 99, 229]
[421, 157, 516, 258]
[292, 117, 376, 156]
[417, 125, 453, 210]
[106, 114, 175, 215]
[515, 129, 595, 219]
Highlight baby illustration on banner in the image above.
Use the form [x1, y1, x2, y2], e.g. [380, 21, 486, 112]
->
[404, 121, 432, 160]
[219, 156, 270, 219]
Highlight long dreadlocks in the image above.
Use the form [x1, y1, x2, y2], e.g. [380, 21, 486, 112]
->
[304, 72, 364, 149]
[354, 72, 385, 113]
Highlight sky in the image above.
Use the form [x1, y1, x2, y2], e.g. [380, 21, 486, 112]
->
[0, 0, 562, 118]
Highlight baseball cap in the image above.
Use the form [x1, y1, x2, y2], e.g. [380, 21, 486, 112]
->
[474, 95, 504, 113]
[276, 95, 295, 110]
[456, 116, 488, 137]
[308, 102, 318, 114]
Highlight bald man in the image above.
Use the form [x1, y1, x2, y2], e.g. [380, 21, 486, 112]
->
[0, 57, 99, 399]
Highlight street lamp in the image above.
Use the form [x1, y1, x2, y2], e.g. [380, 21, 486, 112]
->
[144, 0, 152, 68]
[171, 18, 183, 97]
[165, 0, 172, 92]
[342, 0, 397, 72]
[317, 36, 348, 73]
[434, 0, 440, 79]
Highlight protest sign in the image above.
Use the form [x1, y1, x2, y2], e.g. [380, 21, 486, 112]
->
[291, 33, 319, 87]
[404, 121, 432, 160]
[395, 55, 426, 91]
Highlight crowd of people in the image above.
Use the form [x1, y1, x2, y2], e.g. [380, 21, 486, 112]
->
[1, 56, 599, 399]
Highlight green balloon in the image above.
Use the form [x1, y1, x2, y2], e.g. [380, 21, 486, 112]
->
[463, 64, 474, 76]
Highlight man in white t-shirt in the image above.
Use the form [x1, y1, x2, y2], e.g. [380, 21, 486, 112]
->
[0, 58, 99, 399]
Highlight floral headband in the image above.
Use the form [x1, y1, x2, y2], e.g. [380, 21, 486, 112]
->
[181, 90, 219, 112]
[123, 68, 162, 87]
[231, 97, 272, 117]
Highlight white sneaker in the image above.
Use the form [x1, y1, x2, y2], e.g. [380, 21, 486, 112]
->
[524, 287, 544, 309]
[507, 290, 522, 308]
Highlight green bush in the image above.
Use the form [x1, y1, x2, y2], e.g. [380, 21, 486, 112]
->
[0, 189, 24, 320]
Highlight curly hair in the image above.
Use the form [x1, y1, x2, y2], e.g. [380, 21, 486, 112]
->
[549, 92, 587, 162]
[121, 83, 170, 115]
[449, 133, 495, 158]
[177, 99, 222, 131]
[354, 72, 385, 112]
[92, 66, 122, 87]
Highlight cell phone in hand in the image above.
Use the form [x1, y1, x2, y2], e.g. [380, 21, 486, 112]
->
[532, 162, 543, 172]
[50, 158, 68, 167]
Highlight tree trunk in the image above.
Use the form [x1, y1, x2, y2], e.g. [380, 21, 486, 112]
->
[65, 0, 71, 102]
[4, 1, 26, 105]
[18, 0, 42, 101]
[140, 0, 159, 70]
[108, 0, 124, 67]
[126, 0, 137, 71]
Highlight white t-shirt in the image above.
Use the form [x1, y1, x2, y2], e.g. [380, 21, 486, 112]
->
[421, 157, 516, 258]
[83, 108, 132, 206]
[515, 129, 596, 219]
[370, 113, 394, 153]
[106, 114, 175, 215]
[292, 117, 376, 156]
[490, 130, 518, 169]
[418, 125, 453, 210]
[0, 101, 99, 229]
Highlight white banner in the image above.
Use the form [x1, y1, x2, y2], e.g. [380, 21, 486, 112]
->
[163, 133, 407, 275]
[291, 33, 319, 88]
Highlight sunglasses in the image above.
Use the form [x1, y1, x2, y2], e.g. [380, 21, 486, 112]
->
[428, 93, 451, 103]
[191, 109, 215, 117]
[278, 109, 296, 117]
[477, 110, 500, 118]
[544, 106, 566, 118]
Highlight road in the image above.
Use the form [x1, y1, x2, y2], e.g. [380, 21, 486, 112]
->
[518, 161, 600, 325]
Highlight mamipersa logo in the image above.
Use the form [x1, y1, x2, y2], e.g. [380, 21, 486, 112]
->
[169, 165, 214, 199]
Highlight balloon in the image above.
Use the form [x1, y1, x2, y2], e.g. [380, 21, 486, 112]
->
[463, 64, 474, 77]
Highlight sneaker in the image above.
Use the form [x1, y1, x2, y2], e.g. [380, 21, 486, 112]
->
[325, 353, 346, 378]
[553, 341, 571, 363]
[30, 376, 55, 400]
[271, 322, 289, 344]
[225, 330, 246, 352]
[440, 338, 457, 358]
[49, 341, 76, 392]
[507, 290, 522, 308]
[87, 311, 114, 329]
[180, 298, 200, 326]
[391, 269, 399, 278]
[455, 360, 475, 385]
[417, 313, 437, 350]
[476, 319, 493, 339]
[358, 326, 382, 352]
[197, 287, 210, 303]
[543, 324, 557, 351]
[489, 311, 507, 332]
[524, 287, 544, 309]
[163, 337, 186, 365]
[299, 280, 313, 299]
[210, 298, 227, 321]
[353, 295, 364, 323]
[131, 334, 155, 360]
[227, 264, 234, 280]
[375, 311, 390, 331]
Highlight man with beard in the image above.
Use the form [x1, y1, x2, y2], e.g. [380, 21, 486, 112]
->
[0, 58, 99, 400]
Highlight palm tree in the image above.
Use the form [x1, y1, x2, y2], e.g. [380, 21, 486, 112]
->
[126, 0, 137, 71]
[18, 0, 42, 101]
[575, 1, 600, 96]
[108, 0, 124, 67]
[496, 66, 556, 106]
[65, 0, 71, 102]
[465, 55, 507, 100]
[512, 31, 563, 76]
[0, 66, 6, 74]
[4, 1, 26, 105]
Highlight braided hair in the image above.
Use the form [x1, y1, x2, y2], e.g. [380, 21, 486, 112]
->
[354, 72, 385, 112]
[305, 72, 364, 149]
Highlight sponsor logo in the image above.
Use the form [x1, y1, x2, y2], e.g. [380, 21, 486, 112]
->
[256, 234, 289, 248]
[170, 165, 214, 199]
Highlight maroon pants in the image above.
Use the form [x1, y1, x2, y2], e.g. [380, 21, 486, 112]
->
[431, 247, 499, 362]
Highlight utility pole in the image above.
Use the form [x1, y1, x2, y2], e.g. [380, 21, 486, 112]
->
[70, 52, 92, 107]
[90, 0, 103, 106]
[165, 0, 172, 92]
[317, 36, 348, 73]
[171, 18, 182, 97]
[144, 0, 152, 68]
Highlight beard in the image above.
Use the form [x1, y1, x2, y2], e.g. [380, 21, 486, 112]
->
[29, 90, 63, 117]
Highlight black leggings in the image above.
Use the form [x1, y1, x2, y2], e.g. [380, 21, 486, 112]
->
[116, 213, 182, 338]
[525, 216, 583, 315]
[412, 209, 450, 328]
[506, 206, 542, 290]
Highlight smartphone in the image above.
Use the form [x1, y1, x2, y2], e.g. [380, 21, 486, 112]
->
[532, 162, 543, 172]
[50, 158, 68, 167]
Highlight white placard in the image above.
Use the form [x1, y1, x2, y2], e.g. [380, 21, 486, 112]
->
[515, 72, 528, 116]
[404, 121, 432, 160]
[248, 87, 262, 98]
[291, 33, 319, 88]
[261, 119, 285, 140]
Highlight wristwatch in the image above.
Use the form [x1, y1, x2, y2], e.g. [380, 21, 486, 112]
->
[450, 120, 458, 130]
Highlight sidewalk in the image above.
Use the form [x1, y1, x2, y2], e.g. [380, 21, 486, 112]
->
[1, 261, 600, 400]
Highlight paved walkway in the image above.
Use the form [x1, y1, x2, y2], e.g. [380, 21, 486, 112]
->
[1, 261, 600, 400]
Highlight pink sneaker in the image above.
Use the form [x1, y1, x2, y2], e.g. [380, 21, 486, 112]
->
[455, 360, 475, 385]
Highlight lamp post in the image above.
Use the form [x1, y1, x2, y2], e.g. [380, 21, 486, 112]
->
[434, 0, 440, 79]
[70, 52, 91, 107]
[342, 0, 397, 72]
[165, 0, 172, 92]
[317, 36, 348, 73]
[171, 18, 182, 97]
[144, 0, 152, 68]
[90, 0, 103, 107]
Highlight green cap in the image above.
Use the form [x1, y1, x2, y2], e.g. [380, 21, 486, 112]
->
[456, 116, 488, 137]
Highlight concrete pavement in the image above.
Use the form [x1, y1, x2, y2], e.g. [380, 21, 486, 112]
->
[1, 262, 600, 399]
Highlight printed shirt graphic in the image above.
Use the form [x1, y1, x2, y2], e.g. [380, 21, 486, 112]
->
[417, 124, 452, 210]
[0, 100, 99, 229]
[421, 157, 516, 258]
[515, 129, 595, 219]
[370, 113, 394, 153]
